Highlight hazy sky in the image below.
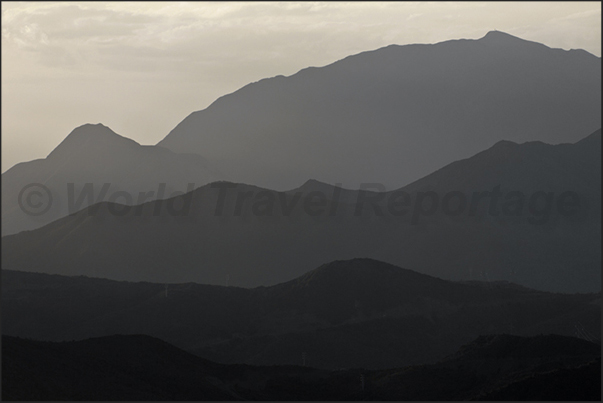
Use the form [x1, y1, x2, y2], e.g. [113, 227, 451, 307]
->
[2, 2, 601, 172]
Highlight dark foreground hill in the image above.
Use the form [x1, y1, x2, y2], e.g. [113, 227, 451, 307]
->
[2, 333, 600, 401]
[158, 31, 601, 190]
[2, 130, 600, 293]
[3, 259, 600, 371]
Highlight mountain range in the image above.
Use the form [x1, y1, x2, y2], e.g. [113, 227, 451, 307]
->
[1, 30, 601, 401]
[3, 259, 600, 371]
[2, 30, 600, 237]
[3, 129, 600, 292]
[158, 30, 601, 190]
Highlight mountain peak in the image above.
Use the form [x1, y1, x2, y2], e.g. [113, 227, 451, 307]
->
[286, 178, 339, 194]
[480, 30, 522, 43]
[491, 139, 519, 149]
[292, 258, 431, 288]
[477, 30, 546, 49]
[303, 178, 326, 186]
[64, 123, 134, 142]
[47, 123, 140, 160]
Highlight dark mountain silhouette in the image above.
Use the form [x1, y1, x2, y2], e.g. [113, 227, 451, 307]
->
[1, 123, 221, 236]
[369, 334, 601, 401]
[158, 31, 601, 190]
[2, 333, 599, 400]
[3, 260, 600, 371]
[2, 334, 249, 401]
[2, 129, 600, 292]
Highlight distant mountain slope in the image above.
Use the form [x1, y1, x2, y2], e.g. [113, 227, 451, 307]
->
[158, 31, 601, 190]
[2, 260, 600, 370]
[400, 127, 601, 194]
[2, 333, 600, 400]
[2, 129, 600, 292]
[1, 123, 221, 236]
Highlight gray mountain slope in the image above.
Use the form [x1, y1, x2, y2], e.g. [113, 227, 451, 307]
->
[158, 31, 601, 190]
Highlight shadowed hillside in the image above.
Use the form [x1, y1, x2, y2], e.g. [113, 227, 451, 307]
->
[3, 333, 599, 401]
[3, 259, 600, 370]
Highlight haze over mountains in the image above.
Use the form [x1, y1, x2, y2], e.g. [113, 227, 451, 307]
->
[3, 129, 600, 293]
[2, 29, 601, 401]
[2, 30, 599, 236]
[158, 30, 601, 190]
[1, 123, 221, 236]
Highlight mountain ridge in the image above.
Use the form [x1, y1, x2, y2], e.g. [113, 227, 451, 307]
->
[3, 128, 600, 292]
[46, 123, 140, 160]
[158, 31, 600, 190]
[2, 259, 600, 371]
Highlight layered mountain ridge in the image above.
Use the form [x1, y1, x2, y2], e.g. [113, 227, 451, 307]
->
[2, 129, 600, 292]
[2, 258, 600, 370]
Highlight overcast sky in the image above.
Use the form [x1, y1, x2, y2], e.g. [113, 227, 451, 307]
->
[2, 1, 601, 172]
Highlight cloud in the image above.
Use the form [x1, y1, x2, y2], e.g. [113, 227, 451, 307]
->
[3, 2, 600, 77]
